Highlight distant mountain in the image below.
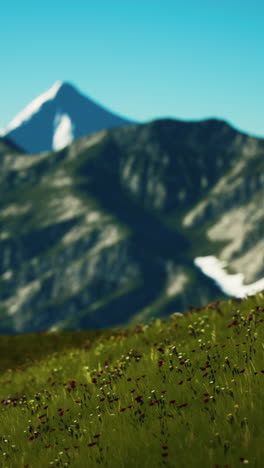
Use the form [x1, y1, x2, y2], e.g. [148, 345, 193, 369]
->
[0, 118, 263, 334]
[0, 81, 135, 153]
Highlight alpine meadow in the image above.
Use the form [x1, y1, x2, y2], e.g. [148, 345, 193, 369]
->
[1, 293, 264, 467]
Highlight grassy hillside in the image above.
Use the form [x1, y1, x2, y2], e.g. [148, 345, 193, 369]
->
[0, 292, 264, 467]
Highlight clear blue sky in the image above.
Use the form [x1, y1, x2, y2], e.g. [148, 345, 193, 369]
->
[1, 0, 264, 137]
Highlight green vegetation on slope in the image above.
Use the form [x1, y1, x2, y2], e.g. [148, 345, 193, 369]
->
[0, 292, 264, 467]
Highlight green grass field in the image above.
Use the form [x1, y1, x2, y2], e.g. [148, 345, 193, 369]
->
[1, 292, 264, 467]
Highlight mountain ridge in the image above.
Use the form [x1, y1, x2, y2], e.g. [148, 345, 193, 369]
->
[0, 117, 263, 334]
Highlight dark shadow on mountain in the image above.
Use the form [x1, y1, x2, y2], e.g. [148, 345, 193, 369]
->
[59, 138, 192, 330]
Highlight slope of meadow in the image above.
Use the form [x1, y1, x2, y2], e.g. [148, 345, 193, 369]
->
[1, 293, 264, 468]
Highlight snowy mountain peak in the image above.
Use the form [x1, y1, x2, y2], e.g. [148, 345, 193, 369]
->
[1, 81, 64, 137]
[1, 81, 134, 153]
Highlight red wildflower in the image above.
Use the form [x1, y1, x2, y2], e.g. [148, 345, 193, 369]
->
[134, 395, 143, 402]
[87, 442, 97, 447]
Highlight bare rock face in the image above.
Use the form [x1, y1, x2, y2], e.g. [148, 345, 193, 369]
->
[182, 134, 264, 284]
[0, 117, 263, 334]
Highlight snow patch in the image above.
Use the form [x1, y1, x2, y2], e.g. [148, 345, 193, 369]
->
[1, 81, 63, 135]
[52, 113, 74, 150]
[194, 255, 264, 298]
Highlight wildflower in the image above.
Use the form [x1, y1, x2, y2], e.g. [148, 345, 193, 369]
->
[135, 395, 143, 402]
[87, 442, 97, 447]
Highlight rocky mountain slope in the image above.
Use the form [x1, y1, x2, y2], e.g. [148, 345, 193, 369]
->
[0, 118, 263, 334]
[0, 82, 134, 153]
